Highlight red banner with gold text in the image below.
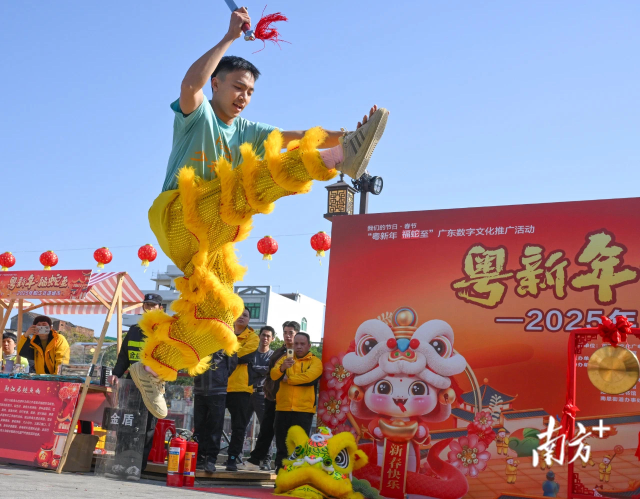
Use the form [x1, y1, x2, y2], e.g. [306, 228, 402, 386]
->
[321, 197, 640, 499]
[0, 269, 92, 300]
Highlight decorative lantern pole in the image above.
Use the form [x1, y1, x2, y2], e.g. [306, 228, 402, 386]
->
[323, 174, 357, 221]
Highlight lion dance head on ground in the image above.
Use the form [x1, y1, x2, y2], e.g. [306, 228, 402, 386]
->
[274, 426, 368, 499]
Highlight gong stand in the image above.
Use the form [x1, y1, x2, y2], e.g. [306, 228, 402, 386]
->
[565, 326, 640, 499]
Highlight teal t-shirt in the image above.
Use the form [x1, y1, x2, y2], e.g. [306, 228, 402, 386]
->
[162, 98, 279, 192]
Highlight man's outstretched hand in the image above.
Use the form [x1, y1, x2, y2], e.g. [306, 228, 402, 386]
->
[227, 7, 251, 40]
[357, 105, 378, 129]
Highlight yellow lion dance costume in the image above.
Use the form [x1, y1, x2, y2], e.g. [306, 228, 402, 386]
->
[275, 426, 368, 499]
[139, 128, 336, 380]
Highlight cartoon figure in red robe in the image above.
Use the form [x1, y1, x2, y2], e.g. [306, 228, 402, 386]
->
[342, 307, 469, 499]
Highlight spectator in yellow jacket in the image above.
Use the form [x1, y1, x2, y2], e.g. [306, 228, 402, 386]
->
[225, 307, 259, 471]
[17, 315, 70, 375]
[270, 332, 322, 471]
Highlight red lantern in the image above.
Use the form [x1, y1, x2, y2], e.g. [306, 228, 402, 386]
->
[94, 247, 113, 270]
[310, 231, 332, 258]
[0, 252, 16, 271]
[40, 251, 58, 271]
[257, 236, 278, 261]
[138, 244, 158, 268]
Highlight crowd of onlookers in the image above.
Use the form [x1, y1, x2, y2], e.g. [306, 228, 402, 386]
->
[193, 309, 321, 473]
[2, 294, 321, 474]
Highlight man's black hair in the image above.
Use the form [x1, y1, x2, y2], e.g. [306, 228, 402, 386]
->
[282, 321, 301, 333]
[260, 325, 276, 338]
[295, 332, 311, 344]
[212, 56, 260, 81]
[32, 315, 53, 328]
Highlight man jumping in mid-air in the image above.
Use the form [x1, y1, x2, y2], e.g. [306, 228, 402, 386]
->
[129, 7, 389, 418]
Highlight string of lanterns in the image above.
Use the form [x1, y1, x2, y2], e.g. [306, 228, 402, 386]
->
[0, 244, 158, 272]
[0, 233, 331, 272]
[257, 231, 332, 265]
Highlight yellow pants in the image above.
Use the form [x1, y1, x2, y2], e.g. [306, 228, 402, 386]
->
[599, 473, 610, 483]
[507, 475, 516, 484]
[140, 128, 336, 380]
[497, 445, 508, 455]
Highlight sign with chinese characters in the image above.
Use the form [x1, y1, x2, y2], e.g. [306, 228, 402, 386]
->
[0, 378, 81, 470]
[379, 441, 409, 499]
[0, 270, 92, 300]
[102, 408, 145, 434]
[322, 198, 640, 499]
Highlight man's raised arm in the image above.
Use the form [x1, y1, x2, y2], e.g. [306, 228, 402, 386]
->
[179, 7, 251, 115]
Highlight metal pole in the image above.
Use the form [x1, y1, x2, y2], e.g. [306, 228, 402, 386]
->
[359, 190, 369, 215]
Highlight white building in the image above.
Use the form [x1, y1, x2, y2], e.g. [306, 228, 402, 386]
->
[124, 265, 326, 342]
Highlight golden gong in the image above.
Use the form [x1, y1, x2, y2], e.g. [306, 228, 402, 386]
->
[587, 346, 640, 395]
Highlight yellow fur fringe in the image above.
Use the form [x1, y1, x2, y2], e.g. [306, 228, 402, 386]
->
[240, 143, 276, 214]
[299, 127, 338, 182]
[266, 130, 313, 194]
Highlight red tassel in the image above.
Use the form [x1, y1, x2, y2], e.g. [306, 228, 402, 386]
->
[252, 6, 290, 53]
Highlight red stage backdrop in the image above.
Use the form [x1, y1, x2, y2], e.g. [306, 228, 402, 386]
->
[322, 198, 640, 499]
[0, 269, 92, 300]
[0, 378, 81, 470]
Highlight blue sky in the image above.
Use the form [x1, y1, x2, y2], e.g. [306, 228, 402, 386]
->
[1, 1, 638, 337]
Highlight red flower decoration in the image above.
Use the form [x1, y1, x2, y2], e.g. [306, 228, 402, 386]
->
[310, 231, 332, 258]
[93, 247, 113, 270]
[257, 236, 278, 261]
[467, 410, 496, 446]
[323, 354, 352, 390]
[318, 389, 349, 428]
[447, 434, 491, 478]
[470, 411, 493, 431]
[0, 252, 16, 271]
[39, 251, 58, 271]
[598, 315, 632, 347]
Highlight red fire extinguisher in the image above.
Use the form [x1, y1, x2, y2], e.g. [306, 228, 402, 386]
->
[166, 437, 186, 487]
[183, 440, 198, 487]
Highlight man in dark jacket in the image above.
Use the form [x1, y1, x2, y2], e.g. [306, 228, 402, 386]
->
[244, 326, 276, 425]
[246, 321, 298, 471]
[193, 348, 237, 473]
[108, 293, 164, 475]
